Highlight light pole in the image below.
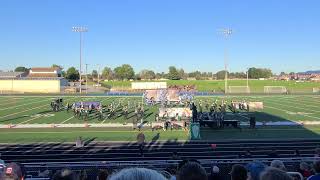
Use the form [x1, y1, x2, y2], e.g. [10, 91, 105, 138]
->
[72, 26, 88, 94]
[246, 68, 249, 88]
[85, 63, 89, 94]
[96, 64, 100, 86]
[219, 28, 233, 94]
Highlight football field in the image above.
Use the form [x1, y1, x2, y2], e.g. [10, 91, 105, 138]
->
[0, 95, 319, 143]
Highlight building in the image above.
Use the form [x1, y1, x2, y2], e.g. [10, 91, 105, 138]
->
[0, 67, 68, 93]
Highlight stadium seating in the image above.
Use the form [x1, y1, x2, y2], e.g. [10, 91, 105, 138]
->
[0, 139, 319, 179]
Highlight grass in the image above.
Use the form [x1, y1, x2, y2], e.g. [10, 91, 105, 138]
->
[0, 95, 319, 143]
[102, 79, 320, 93]
[1, 126, 320, 143]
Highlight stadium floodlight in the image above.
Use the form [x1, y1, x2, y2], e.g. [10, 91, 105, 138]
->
[218, 28, 233, 94]
[72, 26, 88, 94]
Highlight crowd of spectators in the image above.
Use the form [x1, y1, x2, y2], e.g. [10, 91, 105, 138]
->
[2, 149, 320, 180]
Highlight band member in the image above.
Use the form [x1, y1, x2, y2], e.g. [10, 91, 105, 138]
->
[123, 105, 128, 120]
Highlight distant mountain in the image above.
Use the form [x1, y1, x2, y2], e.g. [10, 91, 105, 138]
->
[298, 70, 320, 74]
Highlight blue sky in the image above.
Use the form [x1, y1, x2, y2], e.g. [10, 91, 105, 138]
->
[0, 0, 319, 74]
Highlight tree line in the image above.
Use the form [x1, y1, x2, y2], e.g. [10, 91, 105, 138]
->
[13, 65, 275, 81]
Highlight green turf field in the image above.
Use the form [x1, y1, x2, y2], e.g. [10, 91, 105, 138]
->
[102, 79, 320, 93]
[0, 95, 319, 143]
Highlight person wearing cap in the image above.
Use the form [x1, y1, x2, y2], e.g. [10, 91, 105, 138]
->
[2, 162, 25, 180]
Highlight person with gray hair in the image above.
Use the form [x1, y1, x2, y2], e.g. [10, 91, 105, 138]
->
[260, 167, 292, 180]
[271, 160, 286, 171]
[109, 168, 166, 180]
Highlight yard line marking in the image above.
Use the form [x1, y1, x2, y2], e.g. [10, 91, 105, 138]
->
[265, 105, 320, 120]
[0, 97, 27, 105]
[272, 96, 320, 108]
[0, 98, 50, 111]
[264, 98, 320, 114]
[0, 104, 49, 119]
[18, 116, 41, 125]
[61, 116, 74, 124]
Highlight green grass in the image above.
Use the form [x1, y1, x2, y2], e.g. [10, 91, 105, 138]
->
[1, 126, 320, 143]
[0, 95, 320, 143]
[102, 79, 320, 93]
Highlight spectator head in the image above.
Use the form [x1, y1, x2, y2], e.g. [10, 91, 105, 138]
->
[97, 169, 110, 180]
[313, 160, 320, 174]
[271, 160, 286, 171]
[260, 167, 292, 180]
[230, 164, 247, 180]
[52, 168, 78, 180]
[2, 163, 24, 180]
[109, 168, 166, 180]
[177, 161, 208, 180]
[246, 161, 266, 180]
[299, 162, 310, 171]
[212, 166, 220, 174]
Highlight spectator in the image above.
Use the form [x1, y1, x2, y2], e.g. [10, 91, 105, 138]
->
[0, 153, 4, 174]
[260, 167, 292, 180]
[299, 162, 312, 179]
[52, 168, 78, 180]
[177, 161, 208, 180]
[314, 148, 320, 158]
[308, 160, 320, 180]
[246, 161, 266, 180]
[2, 162, 25, 180]
[109, 168, 166, 180]
[210, 165, 221, 180]
[96, 169, 110, 180]
[230, 164, 247, 180]
[271, 160, 286, 171]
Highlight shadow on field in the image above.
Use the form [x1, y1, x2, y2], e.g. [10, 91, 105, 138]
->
[201, 111, 320, 141]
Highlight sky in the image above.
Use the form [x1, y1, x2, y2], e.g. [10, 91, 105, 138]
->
[0, 0, 319, 74]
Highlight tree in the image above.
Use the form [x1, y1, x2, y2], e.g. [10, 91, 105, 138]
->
[92, 70, 98, 79]
[216, 70, 228, 80]
[52, 64, 63, 69]
[114, 64, 135, 80]
[178, 68, 187, 80]
[167, 66, 181, 80]
[102, 67, 113, 80]
[14, 66, 28, 72]
[139, 69, 156, 80]
[66, 67, 80, 81]
[248, 67, 273, 79]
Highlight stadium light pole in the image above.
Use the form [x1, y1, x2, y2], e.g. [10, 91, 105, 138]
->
[219, 28, 233, 94]
[72, 26, 88, 94]
[85, 63, 89, 94]
[247, 68, 249, 87]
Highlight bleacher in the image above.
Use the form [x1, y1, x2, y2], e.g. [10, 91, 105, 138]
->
[1, 139, 319, 179]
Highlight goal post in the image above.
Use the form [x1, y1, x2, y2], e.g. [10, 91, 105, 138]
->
[264, 86, 287, 94]
[228, 86, 251, 94]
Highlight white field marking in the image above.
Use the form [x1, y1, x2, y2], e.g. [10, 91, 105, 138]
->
[0, 98, 50, 111]
[264, 98, 320, 114]
[60, 116, 74, 124]
[264, 105, 320, 120]
[18, 116, 42, 125]
[0, 97, 27, 106]
[273, 96, 320, 107]
[297, 96, 320, 104]
[0, 104, 49, 119]
[0, 97, 76, 119]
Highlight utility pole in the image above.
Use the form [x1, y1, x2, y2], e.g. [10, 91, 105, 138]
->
[85, 63, 89, 94]
[247, 68, 249, 87]
[97, 64, 100, 86]
[219, 28, 233, 94]
[72, 26, 88, 94]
